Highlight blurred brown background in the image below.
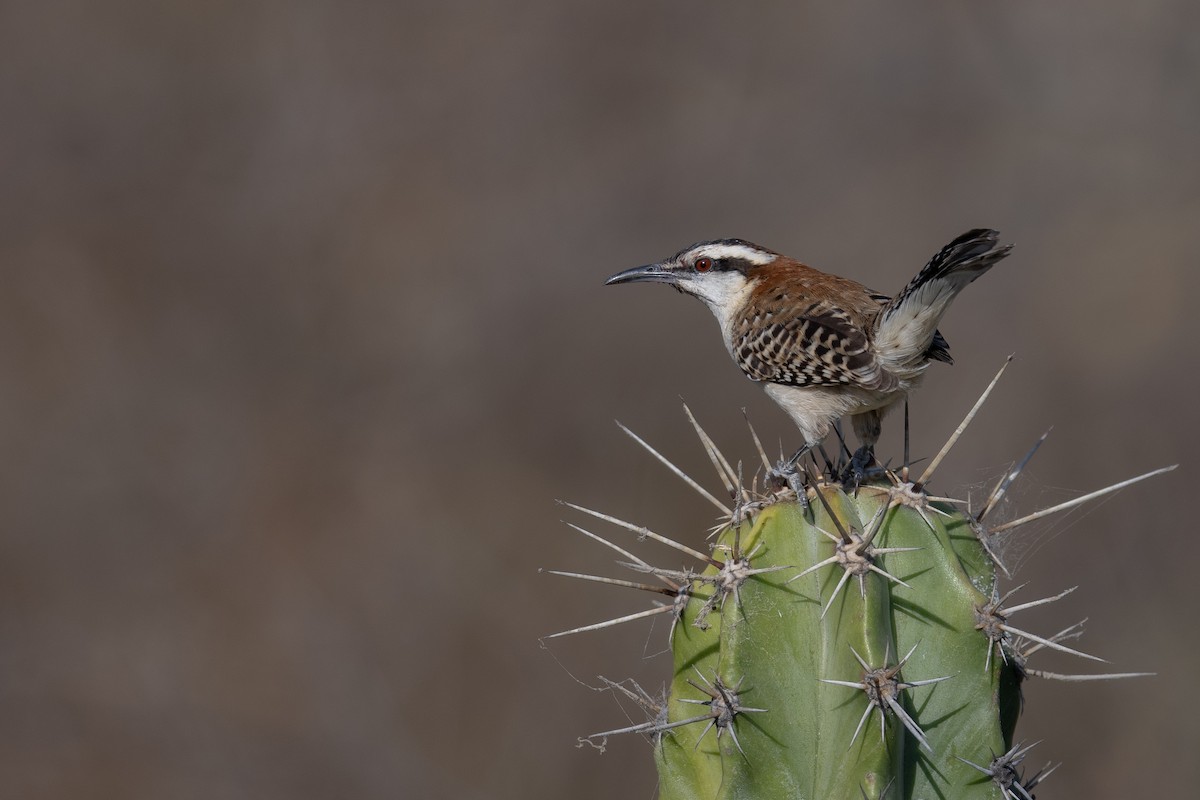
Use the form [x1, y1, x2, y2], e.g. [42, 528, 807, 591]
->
[1, 1, 1197, 798]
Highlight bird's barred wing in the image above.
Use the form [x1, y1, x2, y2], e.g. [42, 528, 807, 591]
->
[731, 300, 891, 389]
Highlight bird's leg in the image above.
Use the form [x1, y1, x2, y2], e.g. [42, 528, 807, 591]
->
[846, 411, 884, 487]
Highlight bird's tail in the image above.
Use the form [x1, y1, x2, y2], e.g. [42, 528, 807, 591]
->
[874, 229, 1012, 372]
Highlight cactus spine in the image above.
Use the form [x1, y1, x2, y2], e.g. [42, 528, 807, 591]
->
[547, 363, 1171, 799]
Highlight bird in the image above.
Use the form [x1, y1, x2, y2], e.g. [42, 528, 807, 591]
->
[606, 228, 1012, 474]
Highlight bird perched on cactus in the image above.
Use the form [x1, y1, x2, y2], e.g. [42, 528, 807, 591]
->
[607, 229, 1012, 473]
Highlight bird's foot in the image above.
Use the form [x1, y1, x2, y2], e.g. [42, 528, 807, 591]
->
[842, 446, 880, 489]
[768, 444, 813, 508]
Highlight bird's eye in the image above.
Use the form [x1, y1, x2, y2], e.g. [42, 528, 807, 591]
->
[694, 257, 714, 272]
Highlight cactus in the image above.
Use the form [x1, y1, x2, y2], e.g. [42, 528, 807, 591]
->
[545, 360, 1172, 799]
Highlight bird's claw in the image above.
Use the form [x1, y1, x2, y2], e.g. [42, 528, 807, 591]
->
[842, 446, 880, 489]
[768, 444, 813, 509]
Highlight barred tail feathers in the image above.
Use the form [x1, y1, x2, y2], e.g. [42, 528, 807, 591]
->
[874, 229, 1012, 371]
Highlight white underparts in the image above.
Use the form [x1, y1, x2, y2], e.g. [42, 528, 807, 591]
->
[764, 382, 915, 446]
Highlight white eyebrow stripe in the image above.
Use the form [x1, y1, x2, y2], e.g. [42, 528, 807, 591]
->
[692, 243, 776, 265]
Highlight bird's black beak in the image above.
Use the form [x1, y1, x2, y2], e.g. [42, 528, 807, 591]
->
[605, 263, 679, 286]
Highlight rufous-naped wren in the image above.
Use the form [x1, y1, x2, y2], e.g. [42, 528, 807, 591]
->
[607, 229, 1012, 461]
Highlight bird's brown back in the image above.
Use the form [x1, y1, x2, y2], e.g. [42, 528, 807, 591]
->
[730, 259, 895, 391]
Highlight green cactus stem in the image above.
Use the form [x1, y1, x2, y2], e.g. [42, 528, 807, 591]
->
[545, 363, 1172, 799]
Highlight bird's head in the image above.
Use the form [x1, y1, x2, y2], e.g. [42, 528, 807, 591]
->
[606, 239, 779, 314]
